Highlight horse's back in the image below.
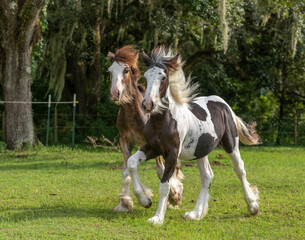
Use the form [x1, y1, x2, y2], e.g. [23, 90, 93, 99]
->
[180, 95, 238, 159]
[193, 95, 228, 106]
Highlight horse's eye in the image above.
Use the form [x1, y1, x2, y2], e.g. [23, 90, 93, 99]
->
[124, 69, 129, 74]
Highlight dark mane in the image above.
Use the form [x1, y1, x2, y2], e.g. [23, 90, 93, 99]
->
[150, 46, 183, 72]
[148, 46, 199, 105]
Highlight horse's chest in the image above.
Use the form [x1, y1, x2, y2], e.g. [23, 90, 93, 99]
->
[117, 110, 147, 144]
[144, 116, 179, 155]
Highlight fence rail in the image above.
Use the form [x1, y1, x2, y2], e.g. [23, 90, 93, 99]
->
[0, 97, 304, 147]
[0, 94, 78, 149]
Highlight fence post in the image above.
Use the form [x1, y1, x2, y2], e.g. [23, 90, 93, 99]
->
[294, 113, 298, 145]
[54, 105, 58, 144]
[46, 94, 51, 146]
[72, 94, 76, 150]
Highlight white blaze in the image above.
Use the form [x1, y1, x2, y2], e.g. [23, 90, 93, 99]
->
[109, 61, 127, 94]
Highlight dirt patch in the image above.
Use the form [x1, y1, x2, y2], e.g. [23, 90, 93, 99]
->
[181, 163, 195, 167]
[109, 166, 123, 170]
[211, 160, 229, 166]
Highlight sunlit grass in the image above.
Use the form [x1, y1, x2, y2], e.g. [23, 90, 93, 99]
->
[0, 146, 304, 239]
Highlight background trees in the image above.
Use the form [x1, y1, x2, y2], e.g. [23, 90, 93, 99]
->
[0, 0, 46, 149]
[0, 0, 304, 148]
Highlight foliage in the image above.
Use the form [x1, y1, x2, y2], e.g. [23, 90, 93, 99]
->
[1, 0, 304, 146]
[0, 146, 304, 239]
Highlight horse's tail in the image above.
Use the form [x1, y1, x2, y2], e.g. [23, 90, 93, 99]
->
[236, 117, 261, 145]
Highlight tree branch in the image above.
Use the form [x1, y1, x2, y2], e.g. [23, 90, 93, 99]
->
[183, 47, 216, 74]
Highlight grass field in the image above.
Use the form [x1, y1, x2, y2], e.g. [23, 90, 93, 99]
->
[0, 146, 304, 239]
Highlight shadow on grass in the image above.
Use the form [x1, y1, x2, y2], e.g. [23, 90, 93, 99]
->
[0, 160, 157, 171]
[0, 205, 148, 223]
[0, 159, 130, 171]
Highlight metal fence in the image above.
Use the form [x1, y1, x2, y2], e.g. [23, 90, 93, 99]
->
[0, 94, 78, 149]
[0, 98, 304, 146]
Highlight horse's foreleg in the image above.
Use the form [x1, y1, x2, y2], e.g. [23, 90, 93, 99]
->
[148, 151, 177, 225]
[228, 141, 259, 215]
[128, 145, 155, 208]
[183, 156, 213, 220]
[155, 156, 183, 209]
[112, 138, 134, 213]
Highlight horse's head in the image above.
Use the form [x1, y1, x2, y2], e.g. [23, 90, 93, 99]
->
[107, 46, 139, 105]
[141, 47, 181, 113]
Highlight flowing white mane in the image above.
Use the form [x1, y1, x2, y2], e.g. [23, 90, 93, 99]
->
[150, 47, 199, 105]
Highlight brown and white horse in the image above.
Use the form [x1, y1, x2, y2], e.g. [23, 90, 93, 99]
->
[107, 46, 183, 212]
[127, 46, 260, 225]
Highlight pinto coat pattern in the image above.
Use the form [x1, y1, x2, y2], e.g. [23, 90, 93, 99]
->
[127, 46, 260, 225]
[107, 46, 184, 213]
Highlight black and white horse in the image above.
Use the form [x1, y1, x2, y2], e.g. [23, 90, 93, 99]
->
[127, 47, 260, 225]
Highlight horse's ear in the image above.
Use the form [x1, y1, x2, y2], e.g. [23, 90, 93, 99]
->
[170, 53, 180, 64]
[107, 51, 115, 63]
[166, 53, 181, 71]
[130, 66, 135, 74]
[142, 49, 154, 67]
[135, 50, 139, 60]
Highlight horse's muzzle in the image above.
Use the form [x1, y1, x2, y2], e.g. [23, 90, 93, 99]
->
[142, 99, 154, 112]
[110, 89, 120, 101]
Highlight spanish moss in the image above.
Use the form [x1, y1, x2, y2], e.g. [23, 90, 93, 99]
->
[218, 0, 228, 53]
[291, 16, 298, 58]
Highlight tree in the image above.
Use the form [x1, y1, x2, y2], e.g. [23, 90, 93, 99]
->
[27, 0, 304, 146]
[0, 0, 46, 149]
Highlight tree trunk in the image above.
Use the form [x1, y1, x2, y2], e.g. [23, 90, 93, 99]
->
[3, 39, 36, 149]
[276, 66, 287, 145]
[66, 53, 88, 115]
[0, 0, 45, 149]
[89, 17, 101, 106]
[276, 94, 284, 145]
[1, 110, 4, 141]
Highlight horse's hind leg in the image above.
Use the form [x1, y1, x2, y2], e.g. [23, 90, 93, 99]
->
[155, 156, 164, 180]
[167, 164, 184, 209]
[183, 156, 213, 220]
[112, 138, 134, 213]
[227, 139, 259, 215]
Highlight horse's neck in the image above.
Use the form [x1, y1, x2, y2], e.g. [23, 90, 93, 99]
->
[150, 88, 188, 125]
[119, 89, 146, 120]
[166, 87, 188, 118]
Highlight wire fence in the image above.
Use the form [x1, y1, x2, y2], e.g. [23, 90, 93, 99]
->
[0, 95, 79, 149]
[0, 98, 304, 147]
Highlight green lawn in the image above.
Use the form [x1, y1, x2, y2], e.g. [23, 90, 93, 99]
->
[0, 146, 304, 239]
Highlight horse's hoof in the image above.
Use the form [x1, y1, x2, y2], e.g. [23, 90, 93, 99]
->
[147, 215, 163, 225]
[111, 198, 133, 213]
[167, 202, 179, 210]
[248, 202, 259, 215]
[111, 203, 131, 213]
[144, 198, 152, 208]
[168, 185, 183, 207]
[183, 211, 203, 221]
[122, 196, 134, 212]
